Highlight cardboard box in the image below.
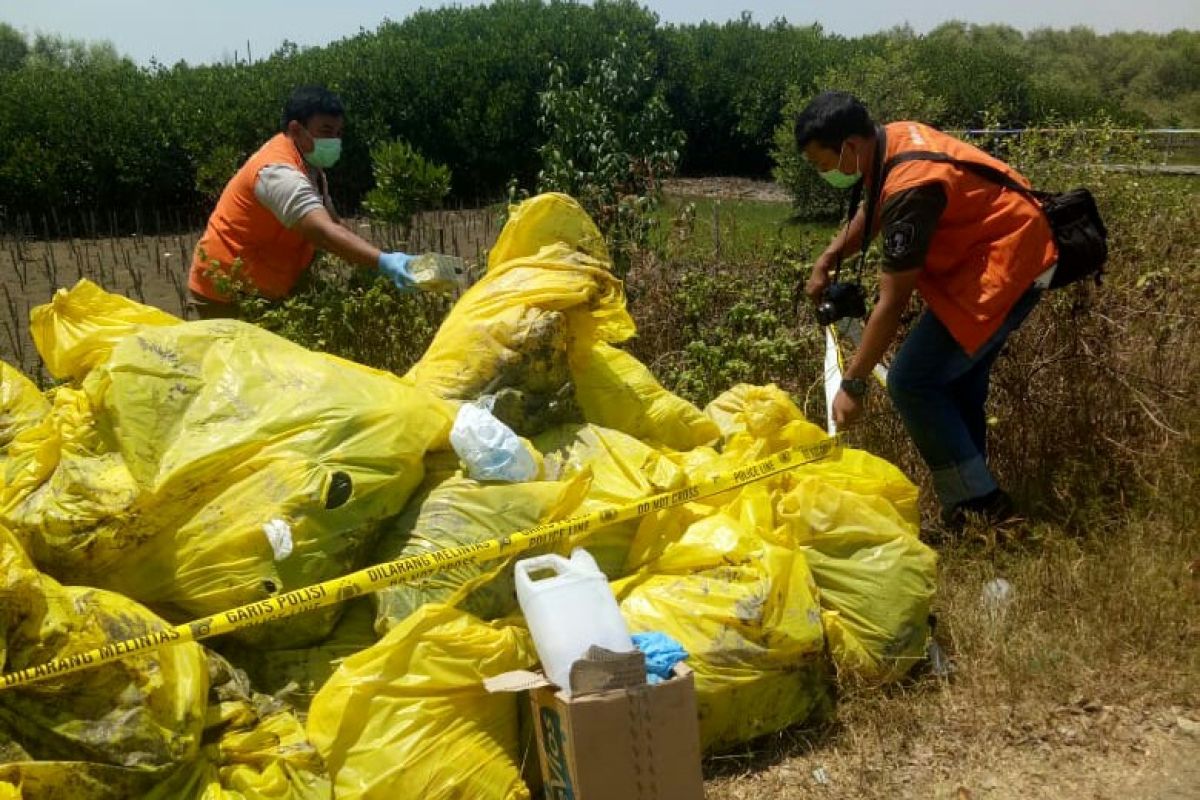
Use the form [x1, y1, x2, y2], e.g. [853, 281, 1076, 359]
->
[518, 664, 704, 800]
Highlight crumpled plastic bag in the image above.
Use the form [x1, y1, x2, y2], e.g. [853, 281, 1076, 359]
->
[488, 191, 610, 266]
[0, 384, 139, 561]
[371, 470, 590, 631]
[407, 193, 715, 452]
[534, 423, 688, 577]
[704, 383, 935, 682]
[144, 651, 331, 800]
[5, 283, 454, 647]
[30, 278, 180, 381]
[0, 523, 208, 798]
[450, 400, 540, 482]
[307, 604, 535, 800]
[615, 505, 829, 752]
[571, 342, 720, 452]
[703, 383, 832, 466]
[405, 194, 632, 437]
[0, 362, 48, 454]
[778, 454, 936, 682]
[217, 597, 379, 711]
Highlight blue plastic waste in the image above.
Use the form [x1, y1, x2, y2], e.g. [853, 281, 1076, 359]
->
[631, 631, 688, 684]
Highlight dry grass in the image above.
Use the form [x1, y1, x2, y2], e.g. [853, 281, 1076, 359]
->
[702, 512, 1199, 799]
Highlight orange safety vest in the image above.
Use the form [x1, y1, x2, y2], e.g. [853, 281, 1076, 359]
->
[877, 122, 1057, 354]
[189, 133, 318, 301]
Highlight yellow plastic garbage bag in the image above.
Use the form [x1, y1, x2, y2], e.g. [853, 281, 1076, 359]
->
[703, 382, 830, 466]
[0, 362, 48, 452]
[144, 651, 331, 800]
[0, 385, 139, 558]
[30, 279, 180, 381]
[0, 761, 182, 800]
[615, 505, 829, 752]
[215, 708, 329, 800]
[534, 422, 688, 577]
[570, 342, 720, 452]
[8, 283, 454, 647]
[308, 604, 536, 800]
[407, 193, 716, 453]
[371, 471, 590, 631]
[778, 454, 936, 683]
[704, 384, 934, 681]
[149, 713, 329, 800]
[218, 597, 379, 710]
[488, 191, 610, 267]
[0, 524, 207, 797]
[705, 383, 815, 446]
[406, 194, 633, 437]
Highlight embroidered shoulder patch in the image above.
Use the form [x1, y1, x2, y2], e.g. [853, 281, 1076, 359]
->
[884, 221, 916, 259]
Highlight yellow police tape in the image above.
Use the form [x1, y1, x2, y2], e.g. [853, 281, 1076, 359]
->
[0, 436, 840, 691]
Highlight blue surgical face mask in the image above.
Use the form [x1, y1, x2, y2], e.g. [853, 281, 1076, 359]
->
[819, 142, 861, 189]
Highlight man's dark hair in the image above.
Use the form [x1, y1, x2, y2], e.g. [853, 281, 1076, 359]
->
[793, 91, 875, 151]
[280, 85, 344, 131]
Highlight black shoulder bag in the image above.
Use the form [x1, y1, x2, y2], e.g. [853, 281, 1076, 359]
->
[884, 150, 1109, 288]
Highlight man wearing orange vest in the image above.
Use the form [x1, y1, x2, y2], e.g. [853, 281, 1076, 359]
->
[798, 92, 1057, 528]
[188, 86, 418, 317]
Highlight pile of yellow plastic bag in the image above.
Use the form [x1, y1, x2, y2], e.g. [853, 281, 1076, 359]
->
[0, 522, 207, 798]
[0, 192, 937, 799]
[3, 286, 454, 647]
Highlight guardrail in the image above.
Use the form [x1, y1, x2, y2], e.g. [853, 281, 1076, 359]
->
[949, 128, 1200, 167]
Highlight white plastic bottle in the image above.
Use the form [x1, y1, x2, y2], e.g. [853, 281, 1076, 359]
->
[449, 400, 538, 482]
[515, 548, 635, 695]
[409, 253, 465, 293]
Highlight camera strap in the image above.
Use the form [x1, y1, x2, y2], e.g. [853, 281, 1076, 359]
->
[832, 124, 887, 287]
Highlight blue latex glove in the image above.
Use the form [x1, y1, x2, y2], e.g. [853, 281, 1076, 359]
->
[632, 632, 688, 684]
[378, 252, 417, 292]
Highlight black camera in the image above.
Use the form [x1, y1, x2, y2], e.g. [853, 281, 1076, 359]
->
[815, 282, 867, 326]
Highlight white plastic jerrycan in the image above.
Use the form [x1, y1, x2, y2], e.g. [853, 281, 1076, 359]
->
[515, 547, 635, 695]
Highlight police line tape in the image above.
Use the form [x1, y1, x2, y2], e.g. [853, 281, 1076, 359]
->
[0, 436, 840, 691]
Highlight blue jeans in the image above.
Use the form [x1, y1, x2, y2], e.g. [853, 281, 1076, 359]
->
[887, 288, 1042, 511]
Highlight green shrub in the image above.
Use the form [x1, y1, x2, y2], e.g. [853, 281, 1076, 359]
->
[771, 37, 948, 219]
[534, 33, 684, 273]
[235, 255, 451, 375]
[362, 139, 451, 230]
[194, 144, 243, 200]
[0, 13, 1195, 217]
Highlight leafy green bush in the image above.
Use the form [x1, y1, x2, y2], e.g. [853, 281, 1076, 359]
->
[362, 139, 451, 229]
[534, 33, 684, 271]
[235, 256, 451, 375]
[0, 11, 1195, 218]
[194, 144, 243, 200]
[771, 37, 949, 219]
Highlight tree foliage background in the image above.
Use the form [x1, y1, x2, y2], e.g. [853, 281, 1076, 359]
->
[0, 2, 1195, 218]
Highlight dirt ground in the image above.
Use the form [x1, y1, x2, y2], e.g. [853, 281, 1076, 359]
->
[0, 209, 498, 382]
[663, 176, 792, 203]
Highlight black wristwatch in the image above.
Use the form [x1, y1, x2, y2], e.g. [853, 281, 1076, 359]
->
[840, 377, 869, 399]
